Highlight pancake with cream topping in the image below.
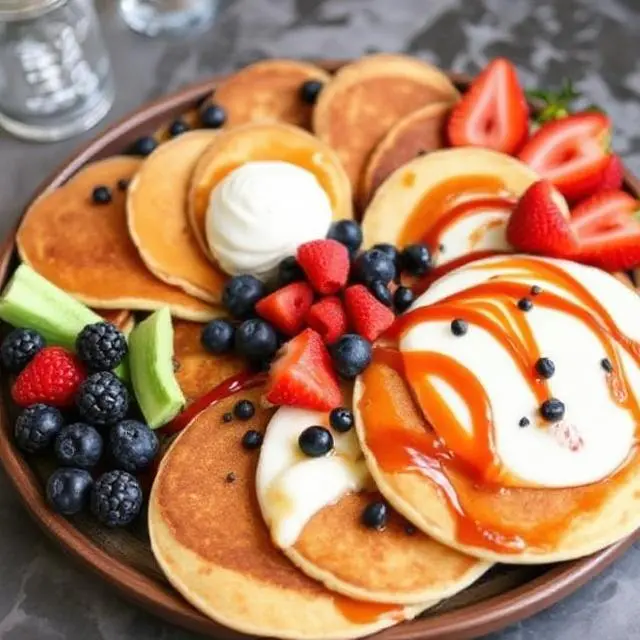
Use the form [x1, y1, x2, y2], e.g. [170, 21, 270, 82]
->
[354, 255, 640, 563]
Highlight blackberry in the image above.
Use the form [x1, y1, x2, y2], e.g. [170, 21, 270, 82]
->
[76, 322, 128, 371]
[14, 404, 64, 453]
[76, 372, 129, 426]
[109, 420, 159, 473]
[54, 423, 103, 469]
[1, 328, 45, 373]
[47, 468, 93, 516]
[90, 470, 143, 527]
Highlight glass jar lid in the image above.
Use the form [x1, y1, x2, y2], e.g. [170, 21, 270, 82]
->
[0, 0, 67, 20]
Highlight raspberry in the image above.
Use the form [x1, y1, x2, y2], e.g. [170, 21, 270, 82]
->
[297, 239, 350, 295]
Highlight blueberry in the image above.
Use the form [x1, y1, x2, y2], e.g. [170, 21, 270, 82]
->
[109, 420, 159, 473]
[235, 319, 278, 361]
[76, 371, 130, 426]
[117, 178, 130, 191]
[90, 470, 143, 527]
[242, 429, 263, 450]
[76, 322, 128, 371]
[277, 256, 305, 287]
[361, 501, 388, 530]
[298, 426, 333, 457]
[200, 103, 226, 128]
[371, 243, 400, 269]
[535, 357, 555, 379]
[222, 275, 266, 319]
[1, 328, 45, 373]
[329, 407, 354, 433]
[14, 404, 64, 453]
[330, 334, 372, 379]
[540, 398, 565, 422]
[54, 423, 103, 469]
[300, 79, 324, 104]
[92, 185, 112, 204]
[400, 244, 431, 276]
[450, 319, 468, 336]
[129, 135, 158, 156]
[46, 468, 93, 516]
[327, 220, 363, 254]
[201, 319, 235, 354]
[168, 118, 190, 137]
[234, 399, 255, 420]
[394, 286, 415, 313]
[353, 249, 396, 285]
[518, 298, 533, 312]
[369, 280, 393, 307]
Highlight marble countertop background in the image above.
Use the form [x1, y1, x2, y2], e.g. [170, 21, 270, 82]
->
[1, 0, 640, 638]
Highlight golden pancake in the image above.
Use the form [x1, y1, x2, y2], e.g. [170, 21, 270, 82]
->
[17, 157, 218, 322]
[361, 102, 451, 205]
[313, 54, 459, 206]
[99, 309, 135, 334]
[361, 148, 542, 262]
[211, 59, 331, 130]
[256, 405, 489, 604]
[353, 351, 640, 564]
[172, 319, 244, 402]
[149, 386, 426, 639]
[188, 122, 353, 259]
[127, 131, 226, 303]
[153, 108, 201, 142]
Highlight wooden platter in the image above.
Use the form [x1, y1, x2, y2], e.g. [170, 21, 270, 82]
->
[0, 62, 638, 640]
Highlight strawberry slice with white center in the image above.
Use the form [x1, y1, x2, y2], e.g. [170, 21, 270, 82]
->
[571, 190, 640, 271]
[518, 112, 612, 202]
[447, 58, 529, 155]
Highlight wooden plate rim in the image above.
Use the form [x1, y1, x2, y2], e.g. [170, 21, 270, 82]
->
[0, 60, 638, 640]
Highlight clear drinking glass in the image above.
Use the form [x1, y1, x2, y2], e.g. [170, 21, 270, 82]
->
[119, 0, 217, 37]
[0, 0, 115, 142]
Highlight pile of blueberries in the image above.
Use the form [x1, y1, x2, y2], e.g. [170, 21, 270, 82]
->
[2, 322, 159, 528]
[200, 218, 432, 377]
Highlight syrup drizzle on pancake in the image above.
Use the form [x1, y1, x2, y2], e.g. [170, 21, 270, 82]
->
[359, 256, 640, 553]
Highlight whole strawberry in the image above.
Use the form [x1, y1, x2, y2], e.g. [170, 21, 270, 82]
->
[12, 347, 86, 408]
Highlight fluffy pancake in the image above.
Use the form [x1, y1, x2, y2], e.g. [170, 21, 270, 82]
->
[154, 108, 201, 142]
[172, 320, 244, 402]
[313, 54, 459, 205]
[211, 59, 331, 130]
[149, 386, 425, 639]
[361, 102, 451, 205]
[17, 157, 219, 322]
[257, 406, 489, 604]
[188, 122, 353, 259]
[127, 131, 226, 302]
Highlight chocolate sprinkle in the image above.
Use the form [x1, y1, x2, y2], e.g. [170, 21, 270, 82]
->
[601, 358, 614, 373]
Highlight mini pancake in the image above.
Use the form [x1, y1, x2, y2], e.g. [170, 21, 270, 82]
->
[361, 148, 542, 267]
[313, 54, 459, 205]
[153, 108, 201, 142]
[361, 102, 451, 205]
[188, 122, 353, 259]
[211, 59, 331, 130]
[99, 309, 135, 334]
[17, 157, 218, 322]
[172, 320, 244, 402]
[257, 406, 490, 604]
[149, 386, 425, 640]
[127, 131, 226, 302]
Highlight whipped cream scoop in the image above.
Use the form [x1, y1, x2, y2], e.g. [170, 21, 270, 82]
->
[206, 161, 333, 279]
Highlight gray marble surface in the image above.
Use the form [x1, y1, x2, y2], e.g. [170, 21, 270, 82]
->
[1, 0, 640, 638]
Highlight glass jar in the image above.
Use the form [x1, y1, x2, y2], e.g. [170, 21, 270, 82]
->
[0, 0, 115, 142]
[119, 0, 217, 37]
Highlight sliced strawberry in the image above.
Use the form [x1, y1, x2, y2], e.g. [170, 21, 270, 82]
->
[297, 239, 350, 295]
[255, 282, 314, 335]
[506, 180, 579, 259]
[343, 285, 395, 342]
[571, 190, 640, 271]
[447, 58, 529, 155]
[306, 296, 348, 344]
[264, 328, 342, 411]
[518, 112, 611, 202]
[591, 154, 624, 193]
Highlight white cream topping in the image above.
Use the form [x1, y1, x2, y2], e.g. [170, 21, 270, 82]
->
[256, 407, 369, 548]
[206, 161, 332, 279]
[400, 255, 640, 489]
